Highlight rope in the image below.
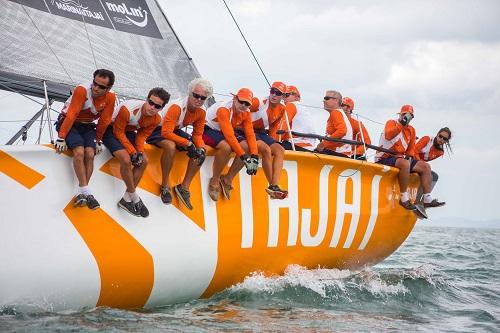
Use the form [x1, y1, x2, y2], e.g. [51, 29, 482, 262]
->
[222, 0, 271, 87]
[80, 12, 98, 69]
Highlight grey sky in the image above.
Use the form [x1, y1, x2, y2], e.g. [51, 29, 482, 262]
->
[1, 0, 499, 223]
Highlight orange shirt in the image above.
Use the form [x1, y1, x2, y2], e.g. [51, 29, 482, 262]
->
[323, 109, 347, 151]
[415, 136, 444, 161]
[348, 116, 371, 156]
[216, 106, 257, 157]
[161, 104, 206, 148]
[251, 99, 286, 139]
[377, 119, 416, 160]
[113, 104, 161, 155]
[58, 85, 116, 141]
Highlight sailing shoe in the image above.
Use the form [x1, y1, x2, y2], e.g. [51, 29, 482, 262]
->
[219, 176, 233, 200]
[208, 183, 220, 202]
[74, 194, 87, 207]
[174, 184, 193, 210]
[414, 203, 428, 219]
[160, 186, 172, 204]
[266, 185, 288, 200]
[86, 195, 100, 210]
[118, 198, 140, 217]
[135, 199, 149, 218]
[424, 199, 446, 208]
[399, 199, 416, 211]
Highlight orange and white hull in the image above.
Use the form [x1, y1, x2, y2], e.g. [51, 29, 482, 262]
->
[0, 145, 418, 311]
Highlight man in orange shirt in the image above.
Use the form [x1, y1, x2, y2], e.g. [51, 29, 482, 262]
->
[102, 87, 170, 217]
[279, 85, 316, 152]
[315, 90, 352, 157]
[55, 69, 116, 210]
[341, 97, 371, 160]
[222, 81, 288, 199]
[147, 78, 212, 209]
[203, 88, 259, 201]
[375, 105, 445, 214]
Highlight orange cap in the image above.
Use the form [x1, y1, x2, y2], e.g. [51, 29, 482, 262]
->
[342, 97, 355, 110]
[233, 87, 253, 104]
[286, 85, 300, 97]
[400, 104, 414, 114]
[271, 81, 286, 94]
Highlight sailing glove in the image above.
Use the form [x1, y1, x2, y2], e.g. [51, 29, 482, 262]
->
[241, 154, 258, 175]
[55, 138, 67, 153]
[131, 152, 144, 167]
[95, 140, 103, 155]
[186, 142, 206, 166]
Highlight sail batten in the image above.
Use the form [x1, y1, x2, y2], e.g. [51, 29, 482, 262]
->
[0, 0, 200, 100]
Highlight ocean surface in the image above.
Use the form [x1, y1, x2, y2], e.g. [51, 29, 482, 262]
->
[1, 226, 499, 332]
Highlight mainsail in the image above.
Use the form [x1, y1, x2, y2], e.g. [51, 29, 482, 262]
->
[0, 0, 200, 101]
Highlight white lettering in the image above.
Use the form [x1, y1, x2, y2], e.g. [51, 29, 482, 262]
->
[358, 175, 381, 250]
[330, 169, 361, 248]
[240, 168, 254, 248]
[268, 161, 299, 247]
[300, 165, 332, 247]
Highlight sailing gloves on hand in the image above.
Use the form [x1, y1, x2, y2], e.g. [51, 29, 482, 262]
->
[400, 113, 414, 126]
[55, 138, 67, 153]
[186, 142, 206, 166]
[241, 154, 259, 175]
[130, 152, 144, 167]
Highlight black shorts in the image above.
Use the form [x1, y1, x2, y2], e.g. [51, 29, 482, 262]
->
[55, 115, 96, 149]
[377, 157, 418, 172]
[146, 126, 192, 151]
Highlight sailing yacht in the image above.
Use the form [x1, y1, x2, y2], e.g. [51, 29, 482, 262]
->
[0, 0, 420, 311]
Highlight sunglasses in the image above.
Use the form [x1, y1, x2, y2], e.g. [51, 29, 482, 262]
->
[147, 99, 163, 109]
[237, 98, 251, 107]
[192, 92, 207, 101]
[438, 134, 449, 142]
[270, 88, 283, 96]
[93, 80, 109, 90]
[324, 96, 337, 101]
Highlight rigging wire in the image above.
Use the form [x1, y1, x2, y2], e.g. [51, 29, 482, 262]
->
[80, 13, 98, 69]
[222, 0, 271, 87]
[19, 3, 75, 84]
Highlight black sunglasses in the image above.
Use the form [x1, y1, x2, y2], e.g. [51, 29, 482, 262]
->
[192, 92, 207, 101]
[147, 99, 163, 109]
[438, 134, 449, 142]
[270, 88, 283, 96]
[237, 98, 251, 107]
[93, 80, 109, 90]
[324, 96, 337, 101]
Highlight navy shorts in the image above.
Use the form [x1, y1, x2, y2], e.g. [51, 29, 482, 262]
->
[146, 126, 192, 151]
[202, 125, 245, 148]
[255, 132, 277, 146]
[377, 157, 418, 172]
[55, 115, 96, 150]
[102, 126, 137, 154]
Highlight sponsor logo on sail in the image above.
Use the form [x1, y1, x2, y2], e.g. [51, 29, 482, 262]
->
[51, 0, 105, 21]
[105, 2, 149, 28]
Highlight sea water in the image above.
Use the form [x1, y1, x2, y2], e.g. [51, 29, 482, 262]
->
[1, 226, 499, 332]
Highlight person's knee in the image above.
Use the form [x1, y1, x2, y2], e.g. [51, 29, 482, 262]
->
[73, 148, 84, 161]
[84, 148, 95, 160]
[259, 145, 272, 159]
[218, 141, 231, 153]
[271, 143, 285, 156]
[396, 158, 410, 170]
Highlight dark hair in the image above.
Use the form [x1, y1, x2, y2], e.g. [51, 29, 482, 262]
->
[438, 127, 452, 140]
[93, 69, 115, 88]
[147, 87, 170, 106]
